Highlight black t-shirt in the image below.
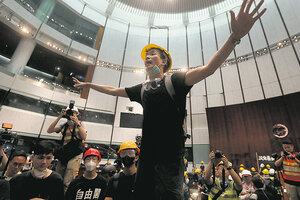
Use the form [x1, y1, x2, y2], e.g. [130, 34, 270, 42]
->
[106, 172, 136, 200]
[10, 170, 64, 200]
[251, 189, 276, 200]
[0, 179, 10, 200]
[125, 72, 192, 162]
[65, 174, 107, 200]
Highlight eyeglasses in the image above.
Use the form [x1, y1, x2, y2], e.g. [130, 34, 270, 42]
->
[143, 78, 162, 91]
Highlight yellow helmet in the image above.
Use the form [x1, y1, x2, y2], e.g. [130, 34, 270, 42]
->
[240, 164, 245, 167]
[201, 161, 204, 164]
[117, 140, 140, 154]
[141, 44, 172, 73]
[195, 168, 201, 173]
[251, 167, 256, 172]
[217, 161, 225, 167]
[262, 169, 269, 175]
[184, 171, 187, 176]
[239, 167, 245, 171]
[266, 164, 271, 168]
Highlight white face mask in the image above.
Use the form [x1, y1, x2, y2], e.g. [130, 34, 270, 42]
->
[32, 168, 49, 179]
[185, 178, 189, 184]
[85, 161, 97, 171]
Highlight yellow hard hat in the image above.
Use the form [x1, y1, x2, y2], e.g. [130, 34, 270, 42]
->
[266, 164, 270, 168]
[240, 164, 245, 167]
[217, 161, 224, 167]
[141, 44, 172, 73]
[262, 169, 269, 175]
[239, 167, 245, 171]
[201, 161, 204, 164]
[184, 171, 187, 176]
[195, 168, 201, 173]
[117, 140, 140, 154]
[251, 167, 256, 172]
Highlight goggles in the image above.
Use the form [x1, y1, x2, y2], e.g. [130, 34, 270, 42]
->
[143, 78, 162, 91]
[120, 149, 136, 158]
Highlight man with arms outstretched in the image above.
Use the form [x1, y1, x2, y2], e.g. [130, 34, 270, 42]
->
[73, 1, 266, 199]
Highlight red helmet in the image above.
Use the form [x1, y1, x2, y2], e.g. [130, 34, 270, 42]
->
[83, 148, 101, 161]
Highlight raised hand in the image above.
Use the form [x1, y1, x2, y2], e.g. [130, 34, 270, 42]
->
[72, 77, 90, 88]
[230, 0, 266, 40]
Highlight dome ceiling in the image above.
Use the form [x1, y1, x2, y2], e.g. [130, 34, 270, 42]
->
[110, 0, 227, 14]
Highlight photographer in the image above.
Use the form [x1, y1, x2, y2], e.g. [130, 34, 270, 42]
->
[47, 104, 87, 190]
[274, 139, 300, 200]
[204, 151, 242, 200]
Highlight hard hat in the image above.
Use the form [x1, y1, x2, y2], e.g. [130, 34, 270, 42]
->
[269, 168, 275, 176]
[262, 169, 269, 175]
[239, 167, 245, 171]
[201, 161, 204, 164]
[266, 164, 271, 168]
[251, 167, 256, 172]
[141, 44, 172, 73]
[195, 168, 201, 173]
[217, 161, 224, 167]
[242, 170, 252, 177]
[260, 163, 265, 168]
[117, 140, 140, 154]
[240, 164, 245, 167]
[184, 171, 187, 176]
[83, 148, 101, 161]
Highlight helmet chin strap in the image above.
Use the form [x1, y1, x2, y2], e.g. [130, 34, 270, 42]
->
[147, 65, 161, 76]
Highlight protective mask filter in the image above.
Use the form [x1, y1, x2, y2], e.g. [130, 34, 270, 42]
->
[32, 168, 48, 179]
[85, 161, 97, 171]
[121, 156, 135, 167]
[147, 65, 160, 76]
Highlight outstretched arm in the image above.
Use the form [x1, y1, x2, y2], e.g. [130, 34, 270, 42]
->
[185, 0, 266, 86]
[73, 77, 128, 98]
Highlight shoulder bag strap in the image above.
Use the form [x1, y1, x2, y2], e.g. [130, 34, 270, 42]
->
[60, 123, 69, 145]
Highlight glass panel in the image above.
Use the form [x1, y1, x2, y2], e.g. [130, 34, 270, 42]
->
[46, 2, 78, 38]
[187, 22, 203, 68]
[123, 26, 149, 68]
[169, 25, 187, 69]
[0, 22, 22, 63]
[72, 17, 100, 48]
[83, 110, 114, 125]
[14, 0, 42, 14]
[26, 44, 88, 91]
[3, 92, 49, 114]
[98, 18, 128, 65]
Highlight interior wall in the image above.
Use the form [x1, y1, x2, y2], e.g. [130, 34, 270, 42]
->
[206, 92, 300, 169]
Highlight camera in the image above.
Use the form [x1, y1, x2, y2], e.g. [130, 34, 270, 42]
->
[215, 150, 223, 159]
[0, 123, 18, 146]
[63, 100, 75, 120]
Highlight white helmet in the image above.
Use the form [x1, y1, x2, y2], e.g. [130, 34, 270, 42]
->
[269, 168, 275, 176]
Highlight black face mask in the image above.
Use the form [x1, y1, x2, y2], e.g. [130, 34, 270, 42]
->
[121, 156, 135, 167]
